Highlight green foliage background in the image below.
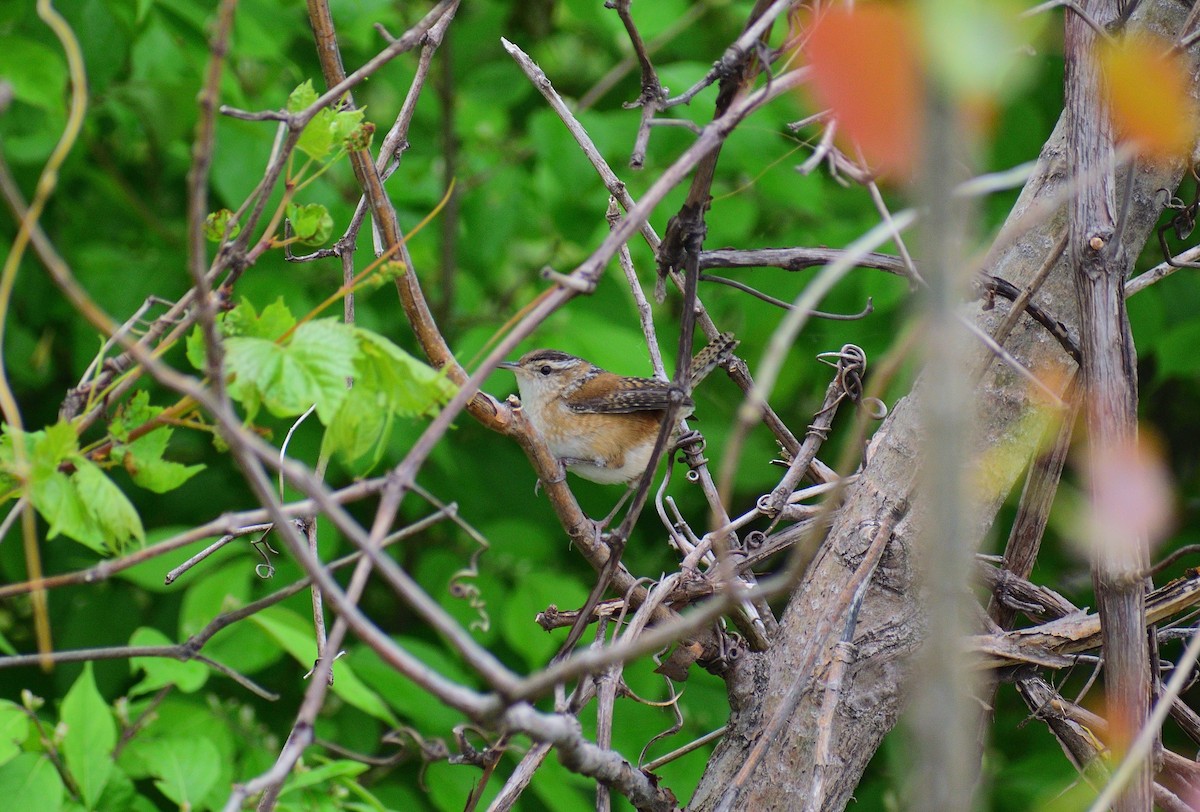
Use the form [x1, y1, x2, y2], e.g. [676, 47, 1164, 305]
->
[0, 0, 1198, 810]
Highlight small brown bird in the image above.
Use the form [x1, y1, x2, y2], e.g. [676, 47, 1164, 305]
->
[499, 335, 737, 485]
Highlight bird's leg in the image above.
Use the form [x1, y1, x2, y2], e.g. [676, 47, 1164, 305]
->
[598, 483, 637, 528]
[534, 459, 568, 496]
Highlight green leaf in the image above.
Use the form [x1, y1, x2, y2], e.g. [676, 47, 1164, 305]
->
[286, 79, 319, 113]
[0, 753, 64, 812]
[128, 628, 209, 695]
[321, 383, 391, 469]
[119, 431, 204, 494]
[321, 330, 454, 469]
[347, 639, 471, 734]
[279, 759, 368, 795]
[286, 202, 333, 246]
[140, 736, 220, 808]
[109, 391, 157, 443]
[73, 461, 145, 551]
[114, 393, 204, 494]
[122, 450, 204, 494]
[60, 664, 115, 810]
[115, 696, 238, 811]
[35, 421, 80, 467]
[225, 319, 357, 421]
[249, 607, 397, 725]
[0, 39, 68, 111]
[1155, 321, 1200, 381]
[202, 209, 241, 242]
[296, 105, 365, 161]
[353, 328, 456, 417]
[0, 701, 30, 767]
[22, 423, 106, 549]
[30, 470, 105, 552]
[329, 107, 366, 144]
[224, 297, 296, 340]
[93, 770, 153, 812]
[184, 325, 208, 372]
[297, 108, 336, 160]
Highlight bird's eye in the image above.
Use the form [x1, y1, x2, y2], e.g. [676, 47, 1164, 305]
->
[539, 365, 552, 376]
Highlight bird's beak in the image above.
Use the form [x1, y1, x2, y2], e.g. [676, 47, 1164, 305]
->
[497, 360, 519, 371]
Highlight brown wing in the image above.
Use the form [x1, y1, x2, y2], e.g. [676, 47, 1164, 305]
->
[569, 385, 692, 414]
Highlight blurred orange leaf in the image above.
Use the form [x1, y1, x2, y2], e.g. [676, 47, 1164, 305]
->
[1101, 33, 1199, 160]
[1084, 431, 1174, 554]
[803, 5, 923, 178]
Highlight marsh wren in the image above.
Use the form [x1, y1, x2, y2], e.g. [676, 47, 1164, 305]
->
[500, 334, 737, 485]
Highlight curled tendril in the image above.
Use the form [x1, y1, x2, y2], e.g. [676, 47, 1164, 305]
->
[743, 530, 766, 551]
[251, 532, 278, 579]
[672, 430, 708, 482]
[815, 343, 880, 423]
[862, 397, 888, 420]
[447, 574, 490, 633]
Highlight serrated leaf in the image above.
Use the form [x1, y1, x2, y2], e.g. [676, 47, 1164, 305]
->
[353, 329, 456, 417]
[226, 319, 357, 422]
[34, 421, 79, 467]
[128, 628, 209, 696]
[202, 209, 240, 242]
[119, 431, 204, 495]
[73, 461, 145, 552]
[297, 108, 337, 160]
[140, 736, 219, 808]
[113, 396, 204, 494]
[30, 470, 105, 552]
[0, 753, 64, 812]
[225, 297, 296, 340]
[249, 607, 397, 725]
[328, 107, 365, 143]
[286, 79, 319, 113]
[110, 391, 158, 443]
[189, 299, 298, 373]
[0, 701, 30, 767]
[124, 454, 204, 494]
[61, 664, 115, 810]
[321, 383, 391, 470]
[286, 202, 333, 246]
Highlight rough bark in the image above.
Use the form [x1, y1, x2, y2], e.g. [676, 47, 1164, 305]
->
[1065, 1, 1152, 809]
[688, 2, 1200, 809]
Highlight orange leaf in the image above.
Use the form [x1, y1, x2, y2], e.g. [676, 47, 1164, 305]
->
[803, 5, 923, 177]
[1083, 430, 1174, 553]
[1101, 33, 1198, 160]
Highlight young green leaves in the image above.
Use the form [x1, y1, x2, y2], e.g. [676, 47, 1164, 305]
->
[0, 422, 145, 554]
[188, 298, 455, 471]
[111, 391, 206, 495]
[287, 79, 372, 163]
[204, 80, 376, 248]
